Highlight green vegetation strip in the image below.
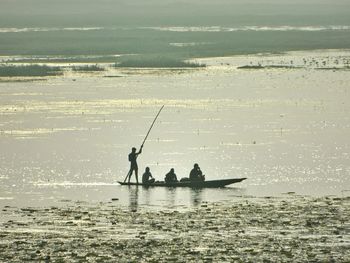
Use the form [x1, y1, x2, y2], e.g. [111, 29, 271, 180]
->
[0, 65, 62, 77]
[114, 55, 204, 68]
[71, 65, 105, 72]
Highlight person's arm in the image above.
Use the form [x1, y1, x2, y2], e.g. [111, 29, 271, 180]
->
[137, 146, 143, 155]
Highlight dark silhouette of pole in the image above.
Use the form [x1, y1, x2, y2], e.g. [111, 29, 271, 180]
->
[141, 105, 164, 148]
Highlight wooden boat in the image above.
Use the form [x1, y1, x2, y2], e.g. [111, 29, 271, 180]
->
[118, 178, 246, 188]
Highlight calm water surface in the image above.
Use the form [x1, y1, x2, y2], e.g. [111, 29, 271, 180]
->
[1, 51, 350, 209]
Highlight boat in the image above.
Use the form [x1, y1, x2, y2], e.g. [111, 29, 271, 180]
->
[119, 108, 246, 189]
[118, 178, 246, 188]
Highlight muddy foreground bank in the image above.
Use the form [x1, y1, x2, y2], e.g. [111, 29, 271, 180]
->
[0, 195, 349, 262]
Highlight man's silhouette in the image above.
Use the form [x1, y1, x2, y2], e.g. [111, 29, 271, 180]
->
[189, 163, 205, 181]
[126, 146, 142, 184]
[142, 167, 155, 184]
[165, 168, 178, 183]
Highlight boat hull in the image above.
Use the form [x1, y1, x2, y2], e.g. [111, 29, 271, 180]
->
[118, 178, 246, 188]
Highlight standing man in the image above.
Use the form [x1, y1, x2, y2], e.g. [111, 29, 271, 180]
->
[126, 146, 142, 184]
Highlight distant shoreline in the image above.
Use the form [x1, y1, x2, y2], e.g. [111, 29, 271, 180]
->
[1, 49, 349, 78]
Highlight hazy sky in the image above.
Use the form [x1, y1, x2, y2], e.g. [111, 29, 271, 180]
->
[2, 0, 350, 13]
[1, 0, 350, 26]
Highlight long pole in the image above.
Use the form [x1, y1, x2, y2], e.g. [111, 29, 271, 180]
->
[123, 105, 164, 182]
[140, 105, 164, 148]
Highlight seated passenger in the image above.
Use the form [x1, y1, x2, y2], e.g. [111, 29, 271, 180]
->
[142, 167, 155, 184]
[164, 168, 178, 183]
[189, 163, 205, 181]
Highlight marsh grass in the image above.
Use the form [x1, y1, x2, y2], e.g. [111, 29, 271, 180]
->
[5, 56, 119, 64]
[238, 65, 264, 69]
[114, 55, 205, 68]
[71, 65, 105, 72]
[238, 65, 301, 69]
[0, 64, 62, 77]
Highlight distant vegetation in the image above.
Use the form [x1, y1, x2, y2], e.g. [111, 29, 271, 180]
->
[6, 56, 119, 64]
[238, 56, 350, 70]
[114, 55, 205, 68]
[238, 65, 301, 70]
[71, 65, 105, 72]
[238, 65, 264, 69]
[0, 65, 62, 77]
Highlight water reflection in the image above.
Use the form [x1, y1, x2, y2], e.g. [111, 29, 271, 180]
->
[128, 186, 139, 212]
[190, 188, 203, 206]
[166, 187, 177, 207]
[141, 185, 151, 206]
[0, 184, 248, 209]
[124, 186, 247, 210]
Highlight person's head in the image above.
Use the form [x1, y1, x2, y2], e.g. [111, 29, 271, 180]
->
[132, 147, 136, 152]
[145, 167, 150, 172]
[194, 163, 199, 168]
[170, 168, 174, 173]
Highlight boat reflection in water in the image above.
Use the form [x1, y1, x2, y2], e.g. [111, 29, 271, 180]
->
[125, 185, 246, 210]
[190, 188, 203, 206]
[128, 186, 139, 212]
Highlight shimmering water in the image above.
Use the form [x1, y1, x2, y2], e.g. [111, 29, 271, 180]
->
[1, 51, 350, 209]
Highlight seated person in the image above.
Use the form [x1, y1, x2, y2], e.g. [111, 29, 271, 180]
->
[164, 168, 178, 183]
[189, 163, 205, 181]
[142, 167, 155, 184]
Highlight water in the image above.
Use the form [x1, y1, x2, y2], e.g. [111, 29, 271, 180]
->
[1, 26, 350, 57]
[1, 51, 350, 209]
[1, 0, 350, 208]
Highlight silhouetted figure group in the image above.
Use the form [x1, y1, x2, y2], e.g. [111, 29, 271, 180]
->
[126, 146, 205, 184]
